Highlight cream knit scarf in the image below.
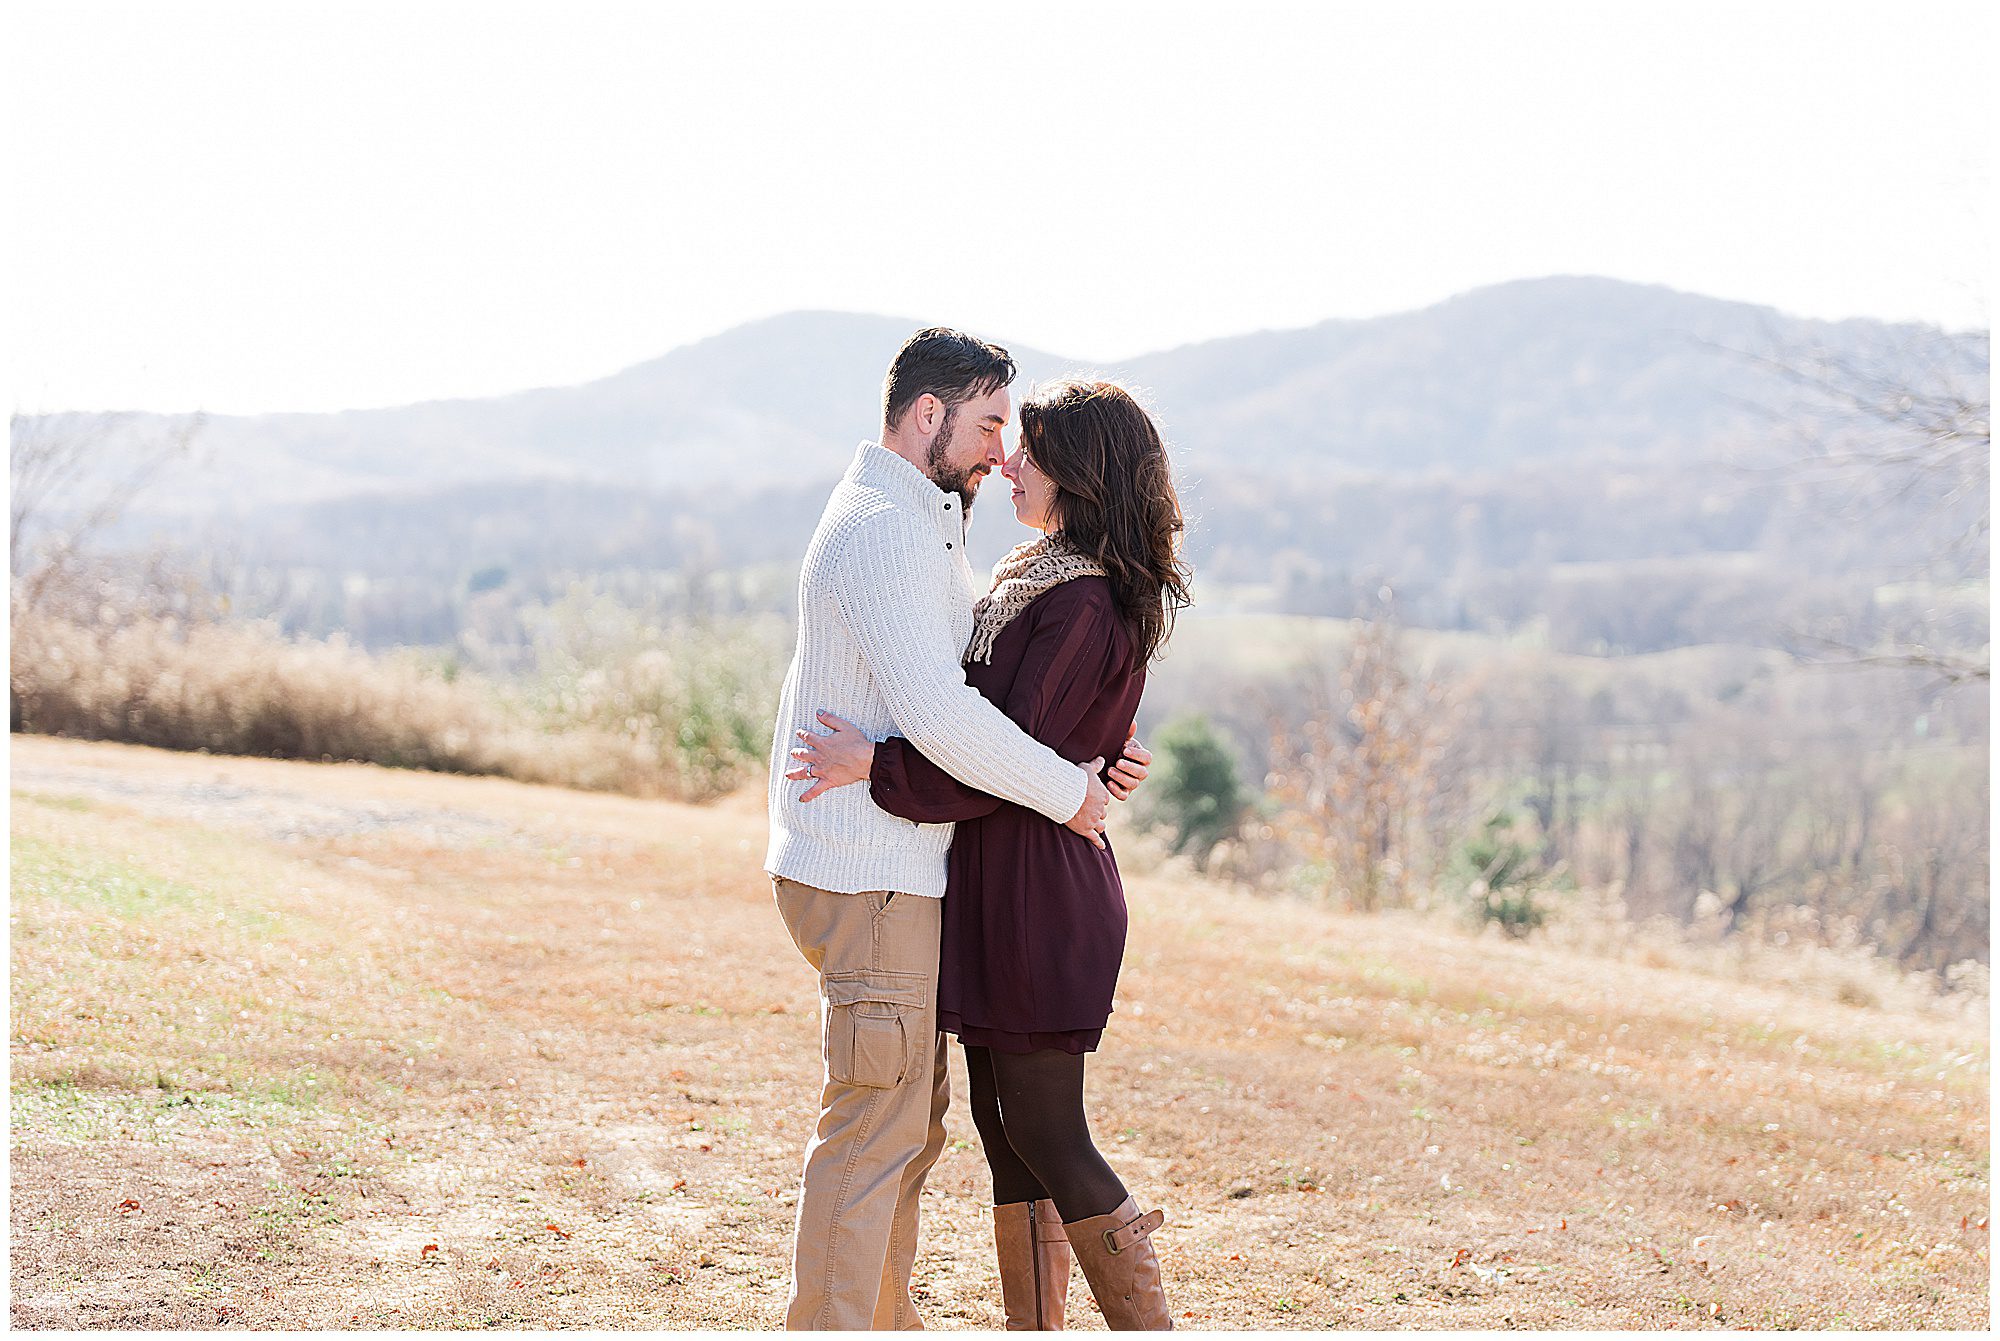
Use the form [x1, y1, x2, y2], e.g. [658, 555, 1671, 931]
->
[965, 534, 1108, 665]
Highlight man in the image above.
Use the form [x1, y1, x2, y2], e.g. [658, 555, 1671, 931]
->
[766, 328, 1149, 1330]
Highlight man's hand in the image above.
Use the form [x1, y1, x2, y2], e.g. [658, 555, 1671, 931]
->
[1108, 722, 1151, 801]
[1064, 758, 1110, 849]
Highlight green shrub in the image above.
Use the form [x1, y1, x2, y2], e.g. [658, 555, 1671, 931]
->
[1459, 810, 1552, 938]
[516, 589, 785, 802]
[1140, 713, 1248, 870]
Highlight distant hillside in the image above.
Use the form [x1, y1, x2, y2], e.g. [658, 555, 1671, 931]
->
[1130, 276, 1953, 477]
[28, 277, 1983, 519]
[28, 313, 1077, 515]
[22, 277, 1986, 665]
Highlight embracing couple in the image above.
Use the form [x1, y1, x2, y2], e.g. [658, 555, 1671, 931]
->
[764, 327, 1190, 1330]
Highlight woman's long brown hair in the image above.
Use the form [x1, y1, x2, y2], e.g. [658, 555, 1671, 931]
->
[1017, 379, 1193, 662]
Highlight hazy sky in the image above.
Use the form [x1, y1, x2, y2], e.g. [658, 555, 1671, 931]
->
[8, 0, 1991, 414]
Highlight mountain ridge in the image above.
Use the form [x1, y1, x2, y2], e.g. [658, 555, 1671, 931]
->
[23, 276, 1986, 517]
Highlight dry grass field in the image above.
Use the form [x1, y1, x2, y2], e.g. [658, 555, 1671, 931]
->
[8, 734, 1990, 1329]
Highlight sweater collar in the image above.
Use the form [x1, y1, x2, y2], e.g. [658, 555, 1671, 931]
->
[850, 439, 967, 532]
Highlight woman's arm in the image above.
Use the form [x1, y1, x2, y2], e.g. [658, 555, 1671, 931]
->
[783, 709, 1006, 823]
[789, 710, 1150, 820]
[870, 733, 1011, 823]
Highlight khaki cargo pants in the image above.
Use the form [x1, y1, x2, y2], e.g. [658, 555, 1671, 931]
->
[773, 875, 950, 1331]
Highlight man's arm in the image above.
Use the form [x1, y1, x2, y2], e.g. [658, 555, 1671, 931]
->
[866, 582, 1126, 825]
[829, 518, 1093, 827]
[862, 724, 1146, 820]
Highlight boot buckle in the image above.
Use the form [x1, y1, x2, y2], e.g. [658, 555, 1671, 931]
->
[1101, 1206, 1165, 1254]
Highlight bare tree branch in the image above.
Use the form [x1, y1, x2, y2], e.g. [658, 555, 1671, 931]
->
[10, 411, 206, 609]
[1692, 329, 1989, 685]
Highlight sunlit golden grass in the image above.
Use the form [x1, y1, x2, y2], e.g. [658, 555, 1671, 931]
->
[9, 735, 1989, 1329]
[9, 610, 775, 801]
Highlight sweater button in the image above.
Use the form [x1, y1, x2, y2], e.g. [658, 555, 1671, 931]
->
[945, 542, 953, 549]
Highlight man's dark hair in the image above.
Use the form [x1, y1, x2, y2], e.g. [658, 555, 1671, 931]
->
[881, 328, 1017, 431]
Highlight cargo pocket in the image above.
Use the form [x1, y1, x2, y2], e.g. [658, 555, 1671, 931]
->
[825, 969, 927, 1089]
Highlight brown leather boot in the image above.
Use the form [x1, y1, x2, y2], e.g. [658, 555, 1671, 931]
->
[993, 1198, 1070, 1329]
[1062, 1196, 1172, 1330]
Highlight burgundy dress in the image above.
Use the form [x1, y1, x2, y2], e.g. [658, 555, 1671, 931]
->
[869, 576, 1145, 1055]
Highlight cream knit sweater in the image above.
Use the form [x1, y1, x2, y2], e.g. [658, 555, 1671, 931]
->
[763, 441, 1089, 898]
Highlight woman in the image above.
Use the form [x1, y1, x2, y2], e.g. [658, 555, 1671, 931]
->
[787, 379, 1190, 1330]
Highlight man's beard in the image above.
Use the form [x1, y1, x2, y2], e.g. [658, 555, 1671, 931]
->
[924, 404, 985, 511]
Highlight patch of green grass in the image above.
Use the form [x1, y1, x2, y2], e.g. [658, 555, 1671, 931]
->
[9, 829, 379, 1136]
[182, 1261, 229, 1298]
[1924, 1146, 1991, 1182]
[240, 1069, 332, 1110]
[252, 1176, 347, 1233]
[1733, 1018, 1822, 1052]
[317, 1150, 379, 1179]
[10, 1074, 314, 1148]
[243, 1183, 333, 1265]
[10, 1078, 157, 1142]
[14, 790, 95, 813]
[1357, 960, 1433, 1002]
[1869, 1038, 1936, 1065]
[9, 833, 281, 934]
